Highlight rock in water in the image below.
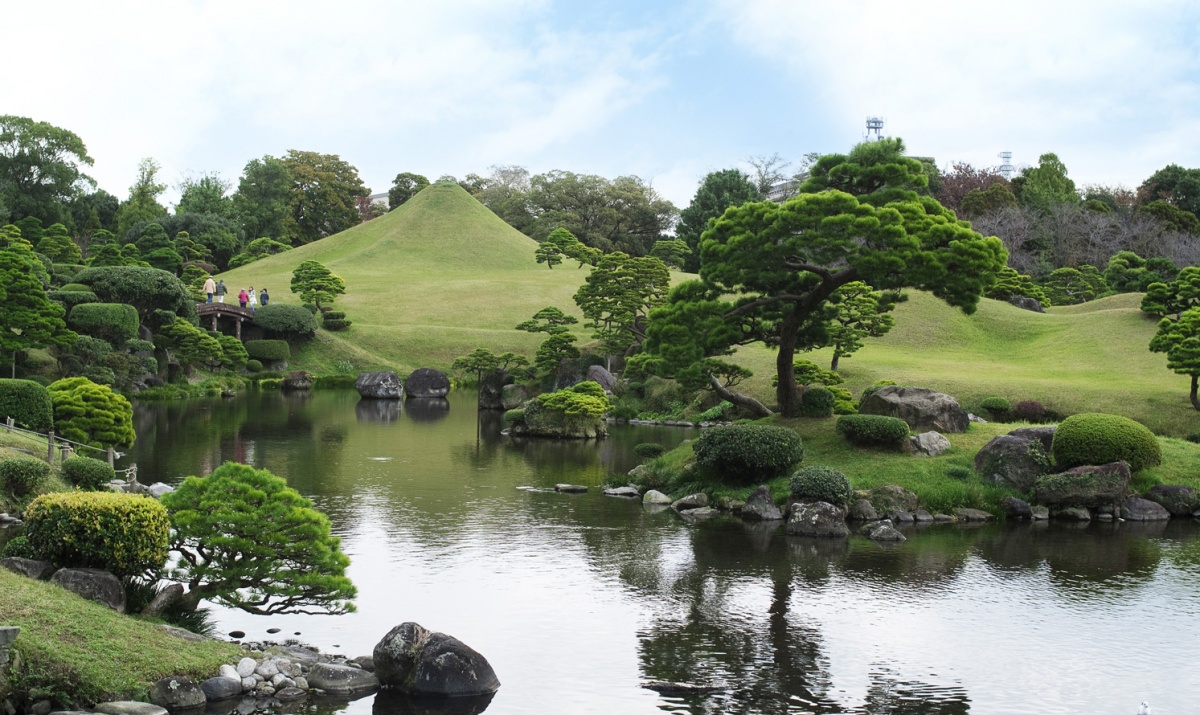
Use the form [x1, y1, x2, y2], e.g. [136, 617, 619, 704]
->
[740, 486, 783, 521]
[356, 371, 405, 399]
[148, 676, 205, 712]
[373, 622, 500, 697]
[405, 368, 450, 398]
[306, 663, 380, 697]
[785, 502, 848, 538]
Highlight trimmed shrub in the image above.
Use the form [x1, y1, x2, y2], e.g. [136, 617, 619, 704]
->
[246, 359, 263, 373]
[323, 311, 346, 321]
[23, 491, 169, 577]
[322, 318, 352, 331]
[1052, 413, 1163, 472]
[0, 535, 33, 559]
[47, 377, 135, 449]
[800, 386, 835, 418]
[1012, 400, 1047, 423]
[633, 442, 666, 460]
[693, 424, 804, 485]
[980, 396, 1011, 420]
[0, 456, 51, 497]
[253, 304, 318, 338]
[836, 414, 910, 448]
[945, 465, 973, 480]
[61, 456, 115, 491]
[59, 283, 90, 292]
[125, 338, 155, 354]
[216, 334, 248, 369]
[502, 408, 525, 426]
[68, 302, 139, 344]
[789, 466, 852, 505]
[47, 289, 100, 309]
[244, 339, 291, 362]
[0, 378, 55, 430]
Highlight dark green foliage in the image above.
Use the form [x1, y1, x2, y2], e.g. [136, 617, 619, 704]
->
[60, 456, 115, 490]
[323, 311, 345, 320]
[676, 168, 761, 272]
[789, 465, 852, 505]
[290, 259, 346, 309]
[1051, 413, 1162, 472]
[533, 332, 579, 377]
[322, 318, 351, 331]
[0, 238, 76, 362]
[0, 535, 32, 558]
[244, 339, 291, 362]
[1012, 400, 1047, 422]
[980, 396, 1011, 420]
[67, 302, 138, 344]
[574, 252, 670, 359]
[633, 442, 666, 460]
[1104, 251, 1178, 294]
[47, 376, 135, 448]
[693, 424, 803, 485]
[253, 304, 318, 339]
[502, 408, 525, 426]
[1041, 266, 1105, 305]
[835, 414, 910, 448]
[47, 289, 99, 310]
[227, 237, 291, 269]
[985, 267, 1048, 306]
[0, 378, 54, 430]
[800, 386, 835, 418]
[161, 461, 356, 614]
[72, 265, 197, 324]
[945, 465, 973, 480]
[23, 491, 169, 577]
[313, 374, 357, 389]
[388, 172, 430, 209]
[0, 456, 50, 497]
[215, 334, 248, 369]
[1150, 306, 1200, 410]
[245, 359, 263, 373]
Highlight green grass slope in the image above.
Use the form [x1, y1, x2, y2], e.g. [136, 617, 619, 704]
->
[220, 183, 593, 372]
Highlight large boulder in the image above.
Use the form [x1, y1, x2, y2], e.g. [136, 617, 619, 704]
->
[1121, 496, 1171, 522]
[356, 371, 405, 399]
[974, 434, 1051, 492]
[405, 368, 450, 399]
[740, 486, 783, 521]
[865, 485, 919, 517]
[1006, 426, 1057, 452]
[1, 557, 56, 580]
[478, 369, 508, 411]
[1033, 462, 1130, 509]
[1143, 485, 1198, 516]
[908, 431, 951, 456]
[858, 386, 969, 433]
[500, 384, 530, 410]
[373, 622, 500, 697]
[148, 676, 205, 712]
[785, 502, 849, 538]
[585, 365, 618, 393]
[307, 662, 380, 697]
[50, 568, 125, 612]
[1007, 295, 1045, 313]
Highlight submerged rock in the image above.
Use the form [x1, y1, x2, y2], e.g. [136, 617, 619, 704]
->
[785, 502, 848, 538]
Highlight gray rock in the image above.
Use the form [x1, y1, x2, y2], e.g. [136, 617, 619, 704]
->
[847, 499, 879, 522]
[157, 625, 206, 642]
[952, 508, 993, 522]
[1034, 462, 1130, 509]
[934, 513, 954, 522]
[1121, 496, 1171, 521]
[678, 507, 720, 523]
[1001, 496, 1033, 519]
[270, 674, 294, 689]
[974, 434, 1052, 492]
[1007, 425, 1057, 452]
[142, 584, 184, 618]
[27, 702, 50, 715]
[293, 677, 308, 691]
[93, 704, 168, 715]
[477, 369, 508, 411]
[349, 655, 375, 672]
[218, 665, 239, 681]
[643, 490, 672, 505]
[1144, 485, 1199, 516]
[785, 502, 849, 538]
[866, 485, 919, 515]
[627, 464, 650, 480]
[671, 493, 708, 511]
[740, 486, 783, 521]
[909, 431, 951, 456]
[1007, 295, 1045, 312]
[1031, 505, 1050, 520]
[373, 622, 500, 696]
[1, 557, 56, 580]
[49, 568, 125, 612]
[554, 484, 587, 493]
[866, 521, 907, 542]
[271, 645, 321, 666]
[1055, 506, 1092, 521]
[272, 658, 302, 678]
[255, 686, 275, 697]
[585, 366, 618, 393]
[913, 509, 934, 523]
[603, 486, 640, 498]
[500, 384, 531, 410]
[405, 368, 450, 399]
[236, 658, 257, 679]
[200, 677, 242, 703]
[888, 510, 915, 523]
[0, 626, 18, 667]
[274, 687, 306, 702]
[240, 677, 256, 692]
[858, 386, 969, 433]
[147, 483, 175, 498]
[307, 662, 379, 696]
[254, 661, 279, 679]
[356, 371, 405, 399]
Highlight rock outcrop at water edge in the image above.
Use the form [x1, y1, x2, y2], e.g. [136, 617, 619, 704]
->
[356, 371, 405, 399]
[373, 622, 500, 697]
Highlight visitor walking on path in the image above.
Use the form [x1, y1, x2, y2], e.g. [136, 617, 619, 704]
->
[203, 276, 216, 303]
[215, 279, 227, 303]
[238, 289, 249, 308]
[260, 288, 270, 306]
[248, 287, 258, 312]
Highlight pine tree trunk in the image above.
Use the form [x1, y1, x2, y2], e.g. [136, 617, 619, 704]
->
[1191, 374, 1200, 411]
[709, 375, 773, 418]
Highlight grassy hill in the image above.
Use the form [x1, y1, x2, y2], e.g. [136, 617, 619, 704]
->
[220, 184, 1198, 436]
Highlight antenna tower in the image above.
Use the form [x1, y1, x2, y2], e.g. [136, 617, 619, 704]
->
[997, 151, 1014, 179]
[864, 116, 885, 142]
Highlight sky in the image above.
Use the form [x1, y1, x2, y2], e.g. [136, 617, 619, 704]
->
[6, 0, 1200, 210]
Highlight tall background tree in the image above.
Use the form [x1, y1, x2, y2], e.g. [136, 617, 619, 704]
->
[0, 115, 95, 226]
[115, 158, 168, 238]
[388, 172, 430, 209]
[676, 169, 761, 272]
[282, 150, 369, 244]
[0, 228, 76, 376]
[232, 155, 293, 242]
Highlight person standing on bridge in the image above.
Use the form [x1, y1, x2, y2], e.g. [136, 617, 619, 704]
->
[203, 276, 216, 303]
[248, 286, 257, 312]
[215, 279, 227, 303]
[238, 288, 249, 308]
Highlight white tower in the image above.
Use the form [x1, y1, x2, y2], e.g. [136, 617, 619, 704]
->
[865, 116, 885, 142]
[997, 151, 1015, 179]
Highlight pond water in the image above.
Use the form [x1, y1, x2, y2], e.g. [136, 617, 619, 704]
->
[125, 390, 1200, 715]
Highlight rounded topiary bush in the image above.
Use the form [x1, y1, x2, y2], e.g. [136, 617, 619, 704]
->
[244, 339, 291, 362]
[68, 302, 140, 344]
[980, 396, 1011, 419]
[322, 318, 351, 331]
[0, 378, 55, 430]
[61, 456, 116, 491]
[1052, 413, 1162, 472]
[693, 424, 803, 485]
[633, 442, 666, 460]
[47, 289, 100, 310]
[0, 535, 33, 559]
[1012, 400, 1047, 423]
[246, 359, 264, 373]
[800, 386, 835, 418]
[789, 466, 852, 505]
[23, 491, 169, 576]
[835, 414, 910, 448]
[0, 456, 51, 497]
[253, 304, 318, 338]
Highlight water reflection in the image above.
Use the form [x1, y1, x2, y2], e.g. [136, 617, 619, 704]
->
[372, 690, 495, 715]
[356, 399, 402, 424]
[406, 398, 450, 423]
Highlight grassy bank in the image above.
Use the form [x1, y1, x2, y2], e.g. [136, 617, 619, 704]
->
[0, 569, 239, 708]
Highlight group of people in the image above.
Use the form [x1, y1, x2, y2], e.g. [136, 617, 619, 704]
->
[201, 277, 270, 311]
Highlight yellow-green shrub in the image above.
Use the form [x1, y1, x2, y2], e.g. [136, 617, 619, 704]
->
[24, 491, 169, 576]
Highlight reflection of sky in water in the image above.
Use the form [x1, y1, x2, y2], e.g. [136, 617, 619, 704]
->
[128, 392, 1200, 714]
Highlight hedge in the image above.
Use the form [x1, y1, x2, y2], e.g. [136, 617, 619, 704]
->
[68, 302, 140, 344]
[1052, 413, 1162, 472]
[61, 456, 116, 491]
[0, 378, 55, 430]
[693, 424, 803, 485]
[24, 491, 169, 576]
[835, 414, 910, 448]
[322, 318, 352, 331]
[252, 304, 318, 338]
[0, 456, 51, 497]
[47, 289, 100, 310]
[245, 339, 291, 362]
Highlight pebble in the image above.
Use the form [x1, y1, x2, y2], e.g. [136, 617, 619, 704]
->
[266, 627, 280, 634]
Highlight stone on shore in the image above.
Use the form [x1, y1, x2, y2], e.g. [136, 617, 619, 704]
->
[1, 557, 56, 580]
[306, 663, 380, 697]
[149, 676, 205, 712]
[50, 568, 125, 612]
[785, 502, 849, 538]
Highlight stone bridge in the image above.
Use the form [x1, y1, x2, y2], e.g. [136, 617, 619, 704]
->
[197, 302, 255, 340]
